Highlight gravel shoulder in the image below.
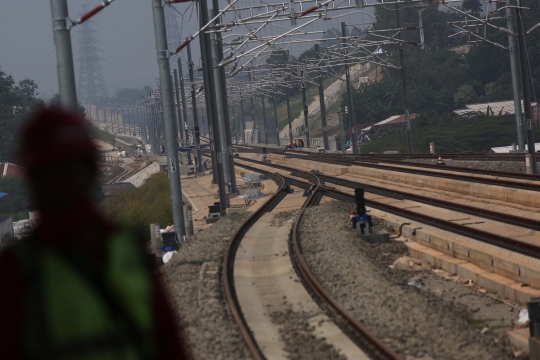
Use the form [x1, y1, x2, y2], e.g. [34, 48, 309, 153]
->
[161, 213, 252, 360]
[298, 200, 520, 360]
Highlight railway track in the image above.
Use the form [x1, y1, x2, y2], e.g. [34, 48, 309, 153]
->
[222, 171, 402, 360]
[270, 152, 540, 192]
[232, 156, 540, 259]
[229, 143, 536, 187]
[307, 153, 539, 182]
[232, 143, 526, 161]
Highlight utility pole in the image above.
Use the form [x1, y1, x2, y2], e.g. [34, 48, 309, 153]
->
[341, 22, 358, 154]
[198, 43, 218, 184]
[395, 3, 413, 153]
[173, 70, 184, 143]
[211, 2, 237, 194]
[178, 58, 193, 165]
[301, 69, 310, 147]
[186, 41, 204, 174]
[232, 105, 238, 145]
[516, 1, 537, 173]
[285, 83, 294, 146]
[209, 16, 231, 188]
[240, 95, 246, 143]
[273, 96, 280, 146]
[506, 0, 525, 151]
[77, 5, 109, 106]
[199, 0, 229, 209]
[121, 107, 126, 135]
[50, 0, 78, 110]
[151, 0, 185, 237]
[315, 44, 329, 150]
[261, 94, 268, 145]
[338, 112, 346, 154]
[248, 72, 257, 143]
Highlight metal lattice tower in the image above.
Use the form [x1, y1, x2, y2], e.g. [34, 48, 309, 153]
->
[164, 5, 181, 66]
[77, 5, 109, 105]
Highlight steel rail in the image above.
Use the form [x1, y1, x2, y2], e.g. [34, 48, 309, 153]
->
[233, 157, 540, 259]
[222, 173, 289, 360]
[277, 152, 540, 192]
[315, 173, 540, 231]
[289, 171, 404, 360]
[336, 155, 540, 181]
[236, 158, 404, 358]
[215, 154, 405, 358]
[236, 156, 540, 230]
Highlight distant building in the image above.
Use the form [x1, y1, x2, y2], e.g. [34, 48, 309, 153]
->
[490, 142, 540, 153]
[0, 162, 24, 179]
[454, 100, 539, 120]
[362, 113, 418, 133]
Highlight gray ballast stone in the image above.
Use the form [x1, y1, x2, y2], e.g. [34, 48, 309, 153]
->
[298, 200, 515, 360]
[359, 231, 390, 244]
[162, 213, 253, 360]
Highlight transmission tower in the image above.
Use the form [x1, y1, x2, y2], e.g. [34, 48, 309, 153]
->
[77, 5, 109, 105]
[164, 5, 181, 67]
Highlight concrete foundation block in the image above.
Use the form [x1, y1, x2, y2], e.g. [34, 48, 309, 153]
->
[478, 272, 518, 300]
[359, 231, 390, 244]
[507, 328, 529, 356]
[456, 262, 489, 284]
[226, 207, 248, 215]
[530, 336, 540, 360]
[511, 283, 540, 305]
[437, 255, 468, 274]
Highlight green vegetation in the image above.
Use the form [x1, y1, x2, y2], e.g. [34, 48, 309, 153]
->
[92, 126, 115, 144]
[49, 93, 86, 118]
[360, 113, 540, 154]
[0, 176, 30, 221]
[0, 69, 44, 162]
[100, 173, 173, 239]
[341, 2, 540, 131]
[275, 76, 336, 130]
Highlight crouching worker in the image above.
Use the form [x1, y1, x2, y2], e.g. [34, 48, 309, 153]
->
[0, 107, 192, 359]
[351, 188, 373, 235]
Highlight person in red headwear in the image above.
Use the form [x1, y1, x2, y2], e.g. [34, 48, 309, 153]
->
[0, 107, 191, 359]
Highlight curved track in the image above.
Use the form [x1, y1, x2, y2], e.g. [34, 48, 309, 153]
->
[222, 171, 402, 360]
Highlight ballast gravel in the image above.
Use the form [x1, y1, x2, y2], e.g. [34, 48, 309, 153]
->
[162, 213, 252, 360]
[298, 200, 517, 360]
[269, 302, 347, 360]
[403, 158, 532, 173]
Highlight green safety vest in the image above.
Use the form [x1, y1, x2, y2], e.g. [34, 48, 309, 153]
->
[11, 227, 157, 360]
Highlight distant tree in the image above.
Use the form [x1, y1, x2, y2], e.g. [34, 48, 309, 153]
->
[462, 0, 482, 15]
[0, 69, 44, 162]
[483, 82, 505, 102]
[454, 85, 478, 108]
[110, 86, 152, 105]
[49, 93, 86, 118]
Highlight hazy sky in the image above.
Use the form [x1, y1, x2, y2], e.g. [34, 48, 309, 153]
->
[0, 0, 200, 100]
[0, 1, 374, 101]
